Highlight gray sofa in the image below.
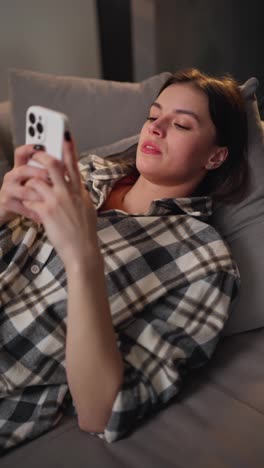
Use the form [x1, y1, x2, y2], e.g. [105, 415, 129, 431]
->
[1, 69, 264, 466]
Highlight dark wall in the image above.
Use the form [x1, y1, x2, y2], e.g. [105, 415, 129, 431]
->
[96, 0, 133, 81]
[96, 0, 264, 111]
[156, 0, 264, 99]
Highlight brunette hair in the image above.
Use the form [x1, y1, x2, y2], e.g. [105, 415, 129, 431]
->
[157, 68, 249, 203]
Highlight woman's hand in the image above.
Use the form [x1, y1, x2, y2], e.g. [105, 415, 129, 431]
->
[23, 138, 99, 269]
[0, 145, 49, 226]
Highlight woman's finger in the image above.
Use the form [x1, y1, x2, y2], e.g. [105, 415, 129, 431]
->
[30, 151, 66, 189]
[2, 198, 42, 223]
[25, 177, 53, 199]
[63, 140, 81, 191]
[22, 200, 43, 220]
[5, 182, 43, 202]
[14, 144, 36, 168]
[6, 164, 49, 185]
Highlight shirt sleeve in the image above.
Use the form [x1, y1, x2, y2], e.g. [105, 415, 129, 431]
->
[99, 268, 239, 443]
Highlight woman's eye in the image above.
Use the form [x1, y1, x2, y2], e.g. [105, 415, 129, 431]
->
[146, 116, 190, 130]
[174, 123, 190, 130]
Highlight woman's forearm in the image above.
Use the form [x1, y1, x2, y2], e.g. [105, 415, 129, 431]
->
[65, 248, 124, 434]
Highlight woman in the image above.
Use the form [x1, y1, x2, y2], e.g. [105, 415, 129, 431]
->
[0, 69, 248, 451]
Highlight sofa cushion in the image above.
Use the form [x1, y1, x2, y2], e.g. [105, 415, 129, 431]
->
[8, 68, 171, 155]
[1, 328, 264, 467]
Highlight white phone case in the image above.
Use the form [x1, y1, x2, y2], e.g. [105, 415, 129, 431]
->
[25, 106, 69, 169]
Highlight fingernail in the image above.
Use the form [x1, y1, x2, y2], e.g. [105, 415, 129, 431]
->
[64, 131, 72, 142]
[34, 144, 45, 151]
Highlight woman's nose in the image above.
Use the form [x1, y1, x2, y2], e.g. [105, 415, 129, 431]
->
[149, 119, 166, 137]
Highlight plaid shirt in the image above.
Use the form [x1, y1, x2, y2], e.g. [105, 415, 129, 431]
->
[0, 153, 239, 452]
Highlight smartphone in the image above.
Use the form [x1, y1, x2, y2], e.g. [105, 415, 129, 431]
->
[25, 106, 69, 169]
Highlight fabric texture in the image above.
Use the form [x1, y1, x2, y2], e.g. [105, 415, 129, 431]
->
[0, 153, 239, 451]
[7, 68, 171, 154]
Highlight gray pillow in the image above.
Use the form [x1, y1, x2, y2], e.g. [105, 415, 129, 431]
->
[81, 133, 139, 160]
[212, 77, 264, 335]
[8, 68, 171, 155]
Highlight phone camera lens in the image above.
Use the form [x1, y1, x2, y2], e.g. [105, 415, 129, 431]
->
[29, 113, 36, 124]
[29, 126, 35, 137]
[37, 123, 43, 133]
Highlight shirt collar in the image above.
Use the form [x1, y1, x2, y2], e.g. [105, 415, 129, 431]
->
[79, 153, 212, 220]
[152, 197, 213, 219]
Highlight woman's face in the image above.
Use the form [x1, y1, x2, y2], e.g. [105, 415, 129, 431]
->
[136, 82, 224, 187]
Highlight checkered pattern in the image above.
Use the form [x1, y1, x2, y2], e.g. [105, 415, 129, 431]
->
[0, 153, 239, 452]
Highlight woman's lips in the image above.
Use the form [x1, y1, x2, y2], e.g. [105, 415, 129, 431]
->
[141, 141, 162, 155]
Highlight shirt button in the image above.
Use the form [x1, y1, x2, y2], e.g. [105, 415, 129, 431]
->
[31, 264, 40, 275]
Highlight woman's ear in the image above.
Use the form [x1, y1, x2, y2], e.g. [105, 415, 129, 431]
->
[205, 147, 229, 170]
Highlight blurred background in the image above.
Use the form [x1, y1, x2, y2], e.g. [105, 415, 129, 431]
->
[0, 0, 263, 106]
